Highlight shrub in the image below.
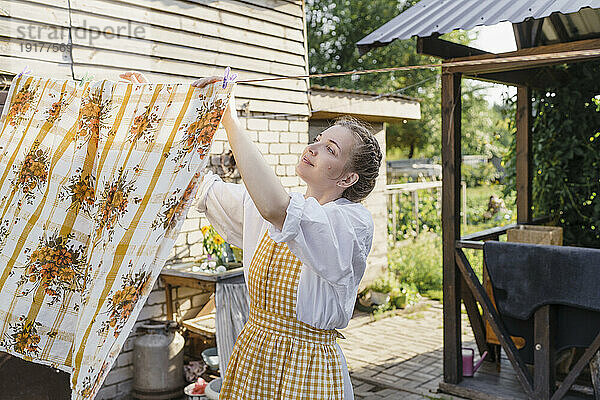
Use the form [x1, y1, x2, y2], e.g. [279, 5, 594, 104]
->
[462, 162, 500, 187]
[365, 274, 421, 314]
[388, 235, 442, 294]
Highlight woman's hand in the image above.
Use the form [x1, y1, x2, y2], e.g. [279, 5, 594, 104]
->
[119, 71, 149, 84]
[191, 76, 239, 129]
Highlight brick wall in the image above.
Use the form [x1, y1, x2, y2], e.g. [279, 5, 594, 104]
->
[97, 114, 309, 399]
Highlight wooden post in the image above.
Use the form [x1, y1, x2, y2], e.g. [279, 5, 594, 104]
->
[534, 305, 555, 399]
[165, 282, 174, 321]
[391, 193, 397, 242]
[412, 190, 419, 235]
[442, 71, 462, 384]
[516, 86, 532, 224]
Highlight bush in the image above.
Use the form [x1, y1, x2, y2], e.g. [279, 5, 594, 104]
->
[364, 274, 421, 314]
[462, 162, 499, 187]
[388, 235, 442, 294]
[386, 233, 485, 302]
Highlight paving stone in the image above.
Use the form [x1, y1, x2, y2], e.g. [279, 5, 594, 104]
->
[341, 300, 472, 400]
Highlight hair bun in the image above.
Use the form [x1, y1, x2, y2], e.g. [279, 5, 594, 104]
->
[332, 116, 382, 203]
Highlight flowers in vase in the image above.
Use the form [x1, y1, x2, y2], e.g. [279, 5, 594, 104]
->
[201, 225, 225, 262]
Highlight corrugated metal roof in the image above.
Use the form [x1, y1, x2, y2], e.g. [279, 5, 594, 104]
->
[357, 0, 600, 51]
[310, 85, 420, 102]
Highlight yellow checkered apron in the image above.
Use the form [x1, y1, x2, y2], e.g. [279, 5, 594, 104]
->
[219, 231, 344, 399]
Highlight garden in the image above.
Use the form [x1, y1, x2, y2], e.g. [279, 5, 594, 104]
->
[361, 163, 514, 315]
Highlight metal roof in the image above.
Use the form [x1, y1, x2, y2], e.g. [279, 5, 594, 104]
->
[310, 85, 420, 102]
[357, 0, 600, 51]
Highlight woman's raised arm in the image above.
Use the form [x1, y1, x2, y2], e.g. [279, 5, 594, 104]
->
[192, 76, 290, 230]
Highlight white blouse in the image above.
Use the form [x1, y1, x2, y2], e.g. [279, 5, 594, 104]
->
[193, 171, 374, 398]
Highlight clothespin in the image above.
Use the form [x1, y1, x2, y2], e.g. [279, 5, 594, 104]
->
[222, 67, 237, 89]
[16, 65, 32, 79]
[78, 72, 93, 87]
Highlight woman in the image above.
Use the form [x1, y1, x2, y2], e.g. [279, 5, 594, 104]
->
[120, 71, 382, 399]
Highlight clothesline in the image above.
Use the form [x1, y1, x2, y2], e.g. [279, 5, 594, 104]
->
[1, 47, 598, 89]
[1, 47, 597, 121]
[235, 48, 600, 83]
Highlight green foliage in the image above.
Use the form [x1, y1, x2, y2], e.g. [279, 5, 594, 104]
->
[465, 185, 515, 225]
[386, 185, 513, 301]
[389, 189, 441, 240]
[366, 274, 421, 314]
[306, 0, 510, 159]
[502, 61, 600, 248]
[388, 235, 442, 294]
[462, 163, 500, 187]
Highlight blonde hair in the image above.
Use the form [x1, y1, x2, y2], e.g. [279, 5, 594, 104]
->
[333, 116, 382, 202]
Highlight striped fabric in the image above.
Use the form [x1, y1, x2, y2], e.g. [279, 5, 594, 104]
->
[215, 275, 250, 379]
[220, 231, 344, 399]
[0, 75, 232, 399]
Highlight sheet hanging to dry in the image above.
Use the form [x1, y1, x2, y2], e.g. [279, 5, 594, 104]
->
[0, 75, 231, 399]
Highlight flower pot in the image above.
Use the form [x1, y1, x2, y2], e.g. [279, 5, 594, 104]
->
[369, 290, 390, 306]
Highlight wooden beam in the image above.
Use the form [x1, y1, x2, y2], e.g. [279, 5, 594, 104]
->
[455, 240, 485, 250]
[466, 70, 537, 87]
[469, 65, 571, 89]
[548, 14, 570, 43]
[466, 69, 549, 88]
[441, 71, 462, 384]
[516, 86, 532, 224]
[461, 283, 488, 357]
[164, 282, 174, 321]
[534, 305, 556, 399]
[455, 249, 534, 397]
[444, 38, 600, 74]
[417, 36, 489, 59]
[551, 331, 600, 399]
[513, 19, 545, 49]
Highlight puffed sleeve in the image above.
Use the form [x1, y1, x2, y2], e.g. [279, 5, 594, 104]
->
[193, 171, 245, 248]
[267, 192, 373, 288]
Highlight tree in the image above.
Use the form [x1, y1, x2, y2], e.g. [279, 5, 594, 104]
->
[306, 0, 511, 159]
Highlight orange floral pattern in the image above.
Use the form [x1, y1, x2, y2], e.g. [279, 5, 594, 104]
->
[0, 77, 233, 400]
[16, 232, 87, 305]
[171, 99, 226, 168]
[59, 167, 96, 217]
[128, 105, 161, 144]
[0, 316, 42, 357]
[95, 168, 141, 244]
[98, 262, 151, 337]
[6, 83, 37, 127]
[11, 143, 49, 205]
[151, 172, 201, 231]
[45, 95, 70, 124]
[78, 361, 109, 398]
[76, 87, 112, 149]
[0, 219, 11, 248]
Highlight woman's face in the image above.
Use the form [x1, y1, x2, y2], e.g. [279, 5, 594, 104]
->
[295, 125, 358, 193]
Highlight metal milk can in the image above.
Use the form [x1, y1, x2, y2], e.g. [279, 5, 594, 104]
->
[132, 320, 185, 400]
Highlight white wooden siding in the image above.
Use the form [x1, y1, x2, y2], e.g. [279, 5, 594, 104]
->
[0, 0, 309, 115]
